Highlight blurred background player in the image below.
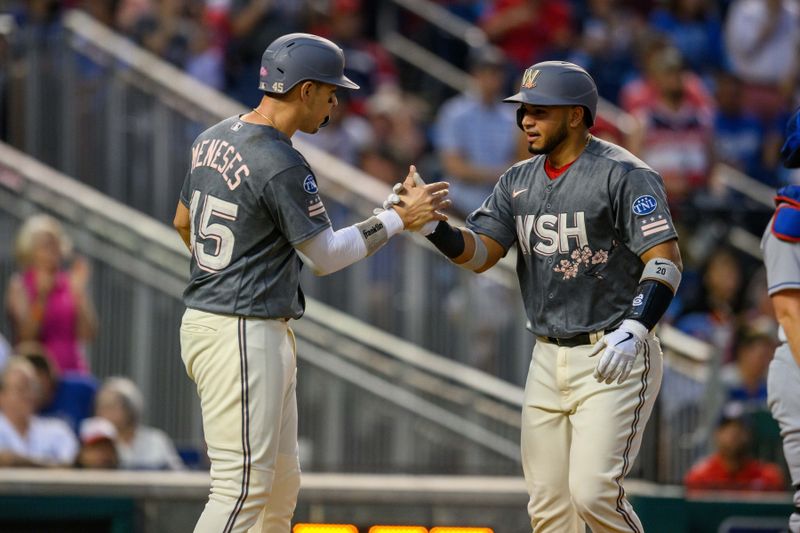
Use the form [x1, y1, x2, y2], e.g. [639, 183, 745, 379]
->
[762, 107, 800, 533]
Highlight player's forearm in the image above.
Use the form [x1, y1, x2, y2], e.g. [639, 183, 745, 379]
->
[296, 210, 403, 276]
[775, 305, 800, 369]
[426, 222, 495, 272]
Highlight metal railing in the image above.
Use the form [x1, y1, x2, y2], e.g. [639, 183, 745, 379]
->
[0, 141, 522, 476]
[0, 10, 756, 483]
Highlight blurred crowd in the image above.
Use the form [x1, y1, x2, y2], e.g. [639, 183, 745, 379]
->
[0, 215, 187, 471]
[0, 0, 798, 490]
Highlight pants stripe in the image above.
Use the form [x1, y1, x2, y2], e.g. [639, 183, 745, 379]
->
[614, 341, 650, 533]
[223, 318, 252, 533]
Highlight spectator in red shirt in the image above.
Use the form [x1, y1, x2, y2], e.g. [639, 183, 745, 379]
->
[480, 0, 574, 70]
[623, 43, 714, 206]
[685, 403, 786, 491]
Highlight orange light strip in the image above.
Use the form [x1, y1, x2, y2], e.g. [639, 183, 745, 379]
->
[369, 527, 429, 533]
[293, 525, 359, 533]
[430, 528, 494, 533]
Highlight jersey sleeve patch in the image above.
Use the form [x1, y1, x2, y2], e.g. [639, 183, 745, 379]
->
[638, 214, 671, 237]
[632, 195, 658, 216]
[772, 204, 800, 242]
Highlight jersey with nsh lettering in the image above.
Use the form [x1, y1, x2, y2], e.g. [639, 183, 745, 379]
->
[467, 137, 677, 338]
[179, 116, 331, 319]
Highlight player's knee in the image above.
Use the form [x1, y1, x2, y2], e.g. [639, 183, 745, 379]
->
[262, 454, 301, 525]
[569, 475, 612, 517]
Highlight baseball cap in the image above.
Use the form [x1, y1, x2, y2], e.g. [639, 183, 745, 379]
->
[717, 401, 749, 429]
[80, 417, 118, 445]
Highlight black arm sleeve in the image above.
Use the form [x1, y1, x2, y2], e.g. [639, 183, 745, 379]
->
[426, 221, 466, 259]
[627, 279, 675, 331]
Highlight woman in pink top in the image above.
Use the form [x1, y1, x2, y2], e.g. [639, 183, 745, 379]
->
[5, 215, 97, 375]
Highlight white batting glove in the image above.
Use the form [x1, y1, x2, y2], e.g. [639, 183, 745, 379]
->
[373, 174, 438, 235]
[588, 319, 648, 385]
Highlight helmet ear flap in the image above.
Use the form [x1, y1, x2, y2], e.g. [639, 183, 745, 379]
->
[516, 106, 525, 131]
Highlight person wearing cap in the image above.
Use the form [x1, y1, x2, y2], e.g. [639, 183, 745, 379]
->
[75, 416, 118, 469]
[417, 60, 682, 531]
[433, 46, 520, 217]
[94, 377, 183, 471]
[172, 32, 450, 532]
[762, 106, 800, 532]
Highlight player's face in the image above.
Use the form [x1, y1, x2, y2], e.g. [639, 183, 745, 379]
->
[301, 83, 338, 134]
[519, 105, 570, 155]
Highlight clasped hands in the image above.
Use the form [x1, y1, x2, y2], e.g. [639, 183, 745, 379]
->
[377, 166, 450, 233]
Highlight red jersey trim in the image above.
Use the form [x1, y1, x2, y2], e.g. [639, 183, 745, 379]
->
[544, 157, 577, 180]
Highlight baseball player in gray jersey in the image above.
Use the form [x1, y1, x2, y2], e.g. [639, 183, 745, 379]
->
[763, 108, 800, 533]
[172, 33, 449, 533]
[411, 62, 683, 531]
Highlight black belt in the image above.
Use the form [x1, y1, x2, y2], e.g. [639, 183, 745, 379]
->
[539, 331, 605, 347]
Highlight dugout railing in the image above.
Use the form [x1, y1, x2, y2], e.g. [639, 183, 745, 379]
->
[0, 9, 777, 483]
[0, 141, 522, 477]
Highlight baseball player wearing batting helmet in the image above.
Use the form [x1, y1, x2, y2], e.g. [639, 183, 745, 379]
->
[764, 107, 800, 533]
[410, 61, 682, 531]
[173, 33, 449, 533]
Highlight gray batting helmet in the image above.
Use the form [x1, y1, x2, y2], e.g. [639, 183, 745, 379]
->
[258, 33, 360, 95]
[504, 61, 598, 127]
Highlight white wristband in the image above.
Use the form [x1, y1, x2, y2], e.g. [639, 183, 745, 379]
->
[376, 208, 403, 238]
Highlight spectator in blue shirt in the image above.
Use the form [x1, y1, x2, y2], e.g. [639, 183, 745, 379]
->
[649, 0, 726, 76]
[18, 342, 97, 435]
[713, 71, 772, 184]
[433, 46, 519, 216]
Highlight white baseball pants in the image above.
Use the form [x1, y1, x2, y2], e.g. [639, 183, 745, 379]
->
[768, 343, 800, 533]
[180, 308, 301, 533]
[521, 333, 663, 533]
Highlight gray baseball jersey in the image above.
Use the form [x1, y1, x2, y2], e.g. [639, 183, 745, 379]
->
[467, 136, 677, 338]
[179, 116, 331, 319]
[762, 217, 800, 342]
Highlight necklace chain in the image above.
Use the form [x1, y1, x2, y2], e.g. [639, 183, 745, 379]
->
[252, 107, 277, 127]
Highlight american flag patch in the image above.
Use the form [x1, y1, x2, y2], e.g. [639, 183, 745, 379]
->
[308, 198, 326, 217]
[640, 215, 670, 237]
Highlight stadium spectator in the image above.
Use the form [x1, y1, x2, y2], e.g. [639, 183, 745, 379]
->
[432, 46, 518, 216]
[719, 327, 777, 411]
[224, 0, 306, 105]
[712, 71, 772, 184]
[623, 44, 714, 207]
[672, 247, 743, 356]
[648, 0, 725, 76]
[479, 0, 574, 70]
[724, 0, 800, 122]
[320, 0, 399, 116]
[569, 0, 643, 103]
[5, 215, 97, 375]
[0, 357, 78, 467]
[75, 416, 119, 469]
[685, 403, 785, 491]
[362, 86, 428, 172]
[95, 377, 184, 470]
[18, 342, 97, 434]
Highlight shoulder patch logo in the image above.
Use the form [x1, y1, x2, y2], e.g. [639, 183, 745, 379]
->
[303, 174, 319, 195]
[632, 195, 657, 216]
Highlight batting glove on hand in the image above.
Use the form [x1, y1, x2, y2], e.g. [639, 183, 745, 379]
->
[589, 319, 648, 385]
[374, 173, 439, 235]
